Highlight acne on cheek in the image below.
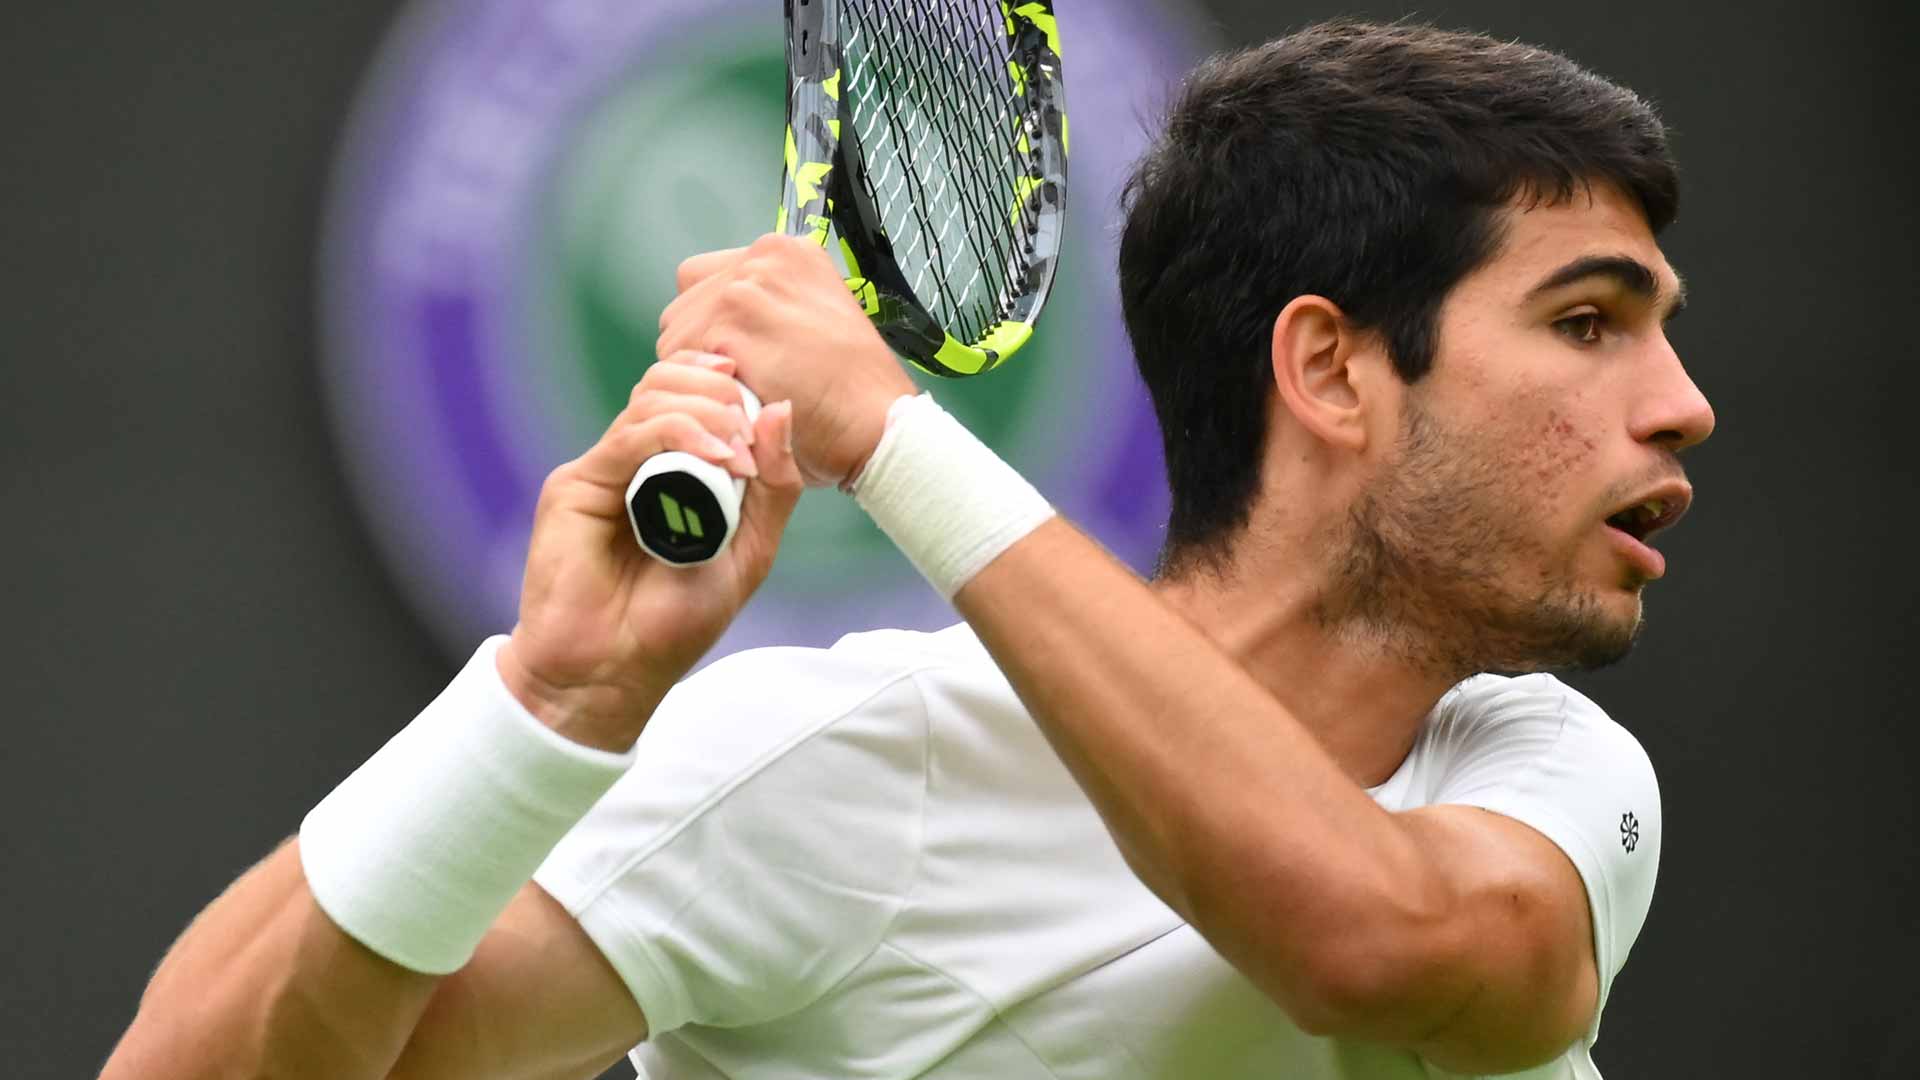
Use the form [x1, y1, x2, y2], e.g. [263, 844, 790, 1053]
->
[1527, 406, 1598, 487]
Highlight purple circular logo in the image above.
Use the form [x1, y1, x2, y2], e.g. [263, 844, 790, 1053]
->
[322, 0, 1204, 658]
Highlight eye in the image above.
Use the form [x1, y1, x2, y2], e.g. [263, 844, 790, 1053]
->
[1553, 311, 1606, 345]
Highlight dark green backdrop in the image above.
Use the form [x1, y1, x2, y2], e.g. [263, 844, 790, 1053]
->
[3, 2, 1914, 1077]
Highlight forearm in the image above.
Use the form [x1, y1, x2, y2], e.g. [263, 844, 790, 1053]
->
[105, 637, 645, 1077]
[103, 839, 439, 1080]
[954, 520, 1452, 1023]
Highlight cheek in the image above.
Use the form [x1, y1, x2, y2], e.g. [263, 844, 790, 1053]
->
[1462, 393, 1603, 562]
[1529, 406, 1599, 489]
[1476, 380, 1598, 494]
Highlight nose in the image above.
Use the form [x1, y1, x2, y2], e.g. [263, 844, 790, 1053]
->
[1632, 336, 1716, 453]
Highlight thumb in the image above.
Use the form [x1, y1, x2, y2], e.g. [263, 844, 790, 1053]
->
[730, 400, 803, 573]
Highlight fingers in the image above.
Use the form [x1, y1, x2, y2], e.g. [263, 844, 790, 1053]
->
[658, 236, 847, 361]
[625, 357, 749, 432]
[628, 390, 757, 471]
[568, 412, 737, 491]
[659, 249, 753, 361]
[675, 247, 749, 293]
[643, 349, 735, 384]
[559, 357, 764, 500]
[656, 274, 737, 361]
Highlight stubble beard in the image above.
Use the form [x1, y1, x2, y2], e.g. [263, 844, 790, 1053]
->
[1314, 406, 1643, 680]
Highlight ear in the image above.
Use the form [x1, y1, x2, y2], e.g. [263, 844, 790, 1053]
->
[1269, 295, 1375, 453]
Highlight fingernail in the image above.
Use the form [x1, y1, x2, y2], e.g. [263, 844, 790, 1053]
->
[702, 433, 735, 459]
[776, 400, 794, 452]
[731, 435, 759, 477]
[731, 404, 754, 445]
[692, 352, 733, 370]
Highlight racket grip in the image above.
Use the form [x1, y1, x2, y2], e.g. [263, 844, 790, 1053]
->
[626, 383, 761, 566]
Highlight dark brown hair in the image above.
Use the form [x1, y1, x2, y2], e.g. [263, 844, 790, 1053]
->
[1120, 20, 1678, 575]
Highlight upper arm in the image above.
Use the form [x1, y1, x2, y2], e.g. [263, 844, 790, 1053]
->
[390, 882, 646, 1080]
[1368, 676, 1661, 1073]
[1390, 804, 1600, 1073]
[527, 644, 930, 1036]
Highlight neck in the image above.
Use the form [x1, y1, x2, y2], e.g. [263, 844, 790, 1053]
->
[1150, 547, 1462, 789]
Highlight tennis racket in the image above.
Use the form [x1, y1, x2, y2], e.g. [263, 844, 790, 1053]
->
[626, 0, 1068, 565]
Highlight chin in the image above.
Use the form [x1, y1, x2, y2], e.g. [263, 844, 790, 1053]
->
[1490, 588, 1643, 675]
[1558, 597, 1643, 671]
[1566, 620, 1641, 671]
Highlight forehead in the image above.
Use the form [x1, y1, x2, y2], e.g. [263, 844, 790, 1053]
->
[1472, 184, 1679, 298]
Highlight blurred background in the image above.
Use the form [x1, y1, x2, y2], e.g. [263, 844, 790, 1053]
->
[3, 0, 1914, 1076]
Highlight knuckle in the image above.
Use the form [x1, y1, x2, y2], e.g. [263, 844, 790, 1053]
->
[674, 255, 704, 291]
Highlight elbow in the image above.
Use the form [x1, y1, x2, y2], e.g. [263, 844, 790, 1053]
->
[1280, 895, 1577, 1073]
[1284, 937, 1425, 1038]
[1268, 879, 1466, 1040]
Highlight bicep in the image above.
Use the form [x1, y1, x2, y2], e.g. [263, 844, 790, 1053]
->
[390, 883, 646, 1080]
[1396, 804, 1598, 1073]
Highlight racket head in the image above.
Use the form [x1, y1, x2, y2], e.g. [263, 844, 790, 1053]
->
[803, 0, 1068, 378]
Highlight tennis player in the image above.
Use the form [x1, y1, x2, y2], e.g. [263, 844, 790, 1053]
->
[104, 21, 1712, 1080]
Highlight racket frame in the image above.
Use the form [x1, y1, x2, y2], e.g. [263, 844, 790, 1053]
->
[783, 0, 1067, 377]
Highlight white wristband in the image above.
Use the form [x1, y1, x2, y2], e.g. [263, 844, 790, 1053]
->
[299, 636, 636, 974]
[852, 393, 1055, 599]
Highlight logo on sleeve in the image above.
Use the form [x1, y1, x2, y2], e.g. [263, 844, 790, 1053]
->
[1619, 811, 1640, 853]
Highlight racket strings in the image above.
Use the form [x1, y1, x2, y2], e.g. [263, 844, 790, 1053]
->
[891, 4, 1018, 333]
[928, 0, 1041, 228]
[841, 16, 948, 297]
[927, 0, 1046, 319]
[841, 0, 1044, 346]
[849, 3, 1005, 332]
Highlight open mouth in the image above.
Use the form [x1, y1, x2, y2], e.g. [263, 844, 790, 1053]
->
[1604, 490, 1690, 543]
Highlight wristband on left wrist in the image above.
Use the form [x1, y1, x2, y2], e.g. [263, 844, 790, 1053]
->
[300, 636, 636, 975]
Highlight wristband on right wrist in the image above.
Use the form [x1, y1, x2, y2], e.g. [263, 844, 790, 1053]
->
[850, 393, 1055, 600]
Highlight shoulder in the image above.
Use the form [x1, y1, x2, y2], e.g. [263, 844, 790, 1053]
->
[1424, 673, 1662, 1022]
[651, 623, 987, 752]
[683, 622, 992, 703]
[533, 626, 981, 1031]
[1429, 673, 1655, 795]
[1424, 672, 1659, 876]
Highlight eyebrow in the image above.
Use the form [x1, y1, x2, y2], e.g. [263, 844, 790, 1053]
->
[1526, 254, 1689, 321]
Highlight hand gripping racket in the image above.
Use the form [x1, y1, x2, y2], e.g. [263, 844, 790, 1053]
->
[627, 0, 1068, 565]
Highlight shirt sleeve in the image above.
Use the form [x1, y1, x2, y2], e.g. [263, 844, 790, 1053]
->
[532, 643, 931, 1036]
[1425, 673, 1662, 1041]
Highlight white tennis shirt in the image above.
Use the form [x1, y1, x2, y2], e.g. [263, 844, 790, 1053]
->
[533, 623, 1661, 1079]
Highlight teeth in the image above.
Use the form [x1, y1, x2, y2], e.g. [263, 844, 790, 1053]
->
[1641, 499, 1665, 521]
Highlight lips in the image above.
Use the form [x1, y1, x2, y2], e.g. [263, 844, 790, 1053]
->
[1601, 482, 1692, 580]
[1603, 484, 1692, 544]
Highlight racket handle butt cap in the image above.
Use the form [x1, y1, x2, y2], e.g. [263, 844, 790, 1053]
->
[626, 384, 760, 567]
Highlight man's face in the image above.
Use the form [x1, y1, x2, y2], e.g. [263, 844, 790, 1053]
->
[1341, 183, 1714, 675]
